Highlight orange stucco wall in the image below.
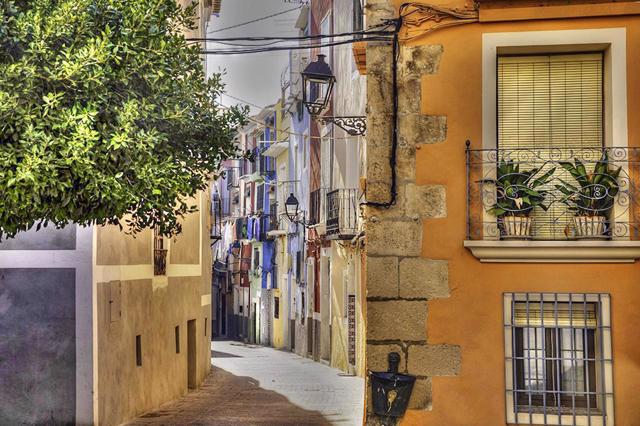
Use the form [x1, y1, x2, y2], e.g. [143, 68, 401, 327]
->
[401, 9, 640, 426]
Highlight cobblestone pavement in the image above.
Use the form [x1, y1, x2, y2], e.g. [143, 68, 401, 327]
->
[127, 340, 365, 426]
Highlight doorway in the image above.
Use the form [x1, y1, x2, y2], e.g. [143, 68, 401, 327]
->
[187, 319, 197, 389]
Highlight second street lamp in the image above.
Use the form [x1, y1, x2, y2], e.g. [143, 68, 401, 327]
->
[285, 193, 300, 223]
[301, 54, 367, 136]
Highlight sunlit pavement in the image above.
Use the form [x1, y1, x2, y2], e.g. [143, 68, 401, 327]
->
[127, 340, 365, 425]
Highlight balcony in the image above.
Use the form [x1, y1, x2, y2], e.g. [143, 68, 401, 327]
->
[153, 228, 167, 275]
[269, 202, 279, 231]
[226, 167, 240, 190]
[154, 249, 167, 276]
[326, 189, 359, 240]
[465, 145, 640, 262]
[256, 183, 265, 214]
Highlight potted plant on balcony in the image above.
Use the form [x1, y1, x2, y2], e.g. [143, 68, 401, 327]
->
[555, 154, 621, 238]
[482, 160, 556, 239]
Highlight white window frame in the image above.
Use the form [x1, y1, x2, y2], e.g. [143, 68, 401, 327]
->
[503, 293, 614, 426]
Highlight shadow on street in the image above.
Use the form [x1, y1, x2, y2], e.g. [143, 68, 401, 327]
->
[126, 367, 332, 426]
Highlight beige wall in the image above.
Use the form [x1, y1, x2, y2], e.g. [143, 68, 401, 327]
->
[170, 196, 202, 265]
[94, 192, 211, 426]
[330, 246, 349, 372]
[96, 226, 151, 266]
[330, 244, 367, 377]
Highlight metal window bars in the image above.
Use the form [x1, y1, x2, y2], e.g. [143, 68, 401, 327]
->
[504, 293, 614, 426]
[326, 188, 360, 240]
[466, 145, 640, 241]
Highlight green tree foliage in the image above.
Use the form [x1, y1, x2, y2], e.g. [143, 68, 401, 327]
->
[0, 0, 246, 238]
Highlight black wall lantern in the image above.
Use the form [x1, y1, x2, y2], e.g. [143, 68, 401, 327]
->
[301, 54, 367, 136]
[285, 193, 300, 223]
[301, 54, 335, 117]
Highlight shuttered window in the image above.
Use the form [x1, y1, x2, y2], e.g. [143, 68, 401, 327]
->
[514, 302, 597, 328]
[497, 53, 605, 238]
[498, 53, 604, 151]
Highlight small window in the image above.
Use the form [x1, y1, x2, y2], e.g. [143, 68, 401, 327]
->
[353, 0, 364, 33]
[504, 293, 613, 425]
[274, 297, 280, 319]
[253, 248, 260, 270]
[135, 335, 142, 366]
[204, 318, 208, 336]
[175, 326, 180, 354]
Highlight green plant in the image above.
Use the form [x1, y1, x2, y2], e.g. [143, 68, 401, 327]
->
[0, 0, 247, 239]
[482, 160, 556, 217]
[555, 154, 621, 217]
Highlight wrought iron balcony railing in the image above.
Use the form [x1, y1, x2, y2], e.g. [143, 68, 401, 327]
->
[466, 145, 640, 241]
[154, 249, 167, 276]
[269, 202, 279, 232]
[226, 167, 240, 190]
[326, 188, 360, 240]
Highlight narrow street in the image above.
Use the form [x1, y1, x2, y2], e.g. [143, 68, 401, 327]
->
[127, 341, 365, 426]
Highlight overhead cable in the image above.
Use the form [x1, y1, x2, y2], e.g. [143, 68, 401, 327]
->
[214, 100, 362, 141]
[201, 36, 392, 55]
[208, 4, 303, 35]
[189, 25, 394, 43]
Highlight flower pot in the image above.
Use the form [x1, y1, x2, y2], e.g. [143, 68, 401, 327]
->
[573, 216, 608, 238]
[501, 216, 532, 239]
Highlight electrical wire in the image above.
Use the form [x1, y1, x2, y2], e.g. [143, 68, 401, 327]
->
[188, 25, 394, 42]
[214, 100, 363, 141]
[361, 17, 402, 209]
[201, 36, 393, 55]
[207, 4, 303, 35]
[399, 2, 478, 42]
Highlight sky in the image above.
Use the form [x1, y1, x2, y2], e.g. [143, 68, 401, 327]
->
[206, 0, 302, 115]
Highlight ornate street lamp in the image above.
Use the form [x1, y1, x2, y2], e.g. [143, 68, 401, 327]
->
[301, 54, 335, 117]
[285, 193, 300, 223]
[301, 55, 367, 136]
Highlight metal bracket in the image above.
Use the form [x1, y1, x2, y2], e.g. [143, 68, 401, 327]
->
[320, 116, 367, 136]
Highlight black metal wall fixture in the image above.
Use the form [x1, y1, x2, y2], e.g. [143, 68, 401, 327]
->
[370, 352, 416, 420]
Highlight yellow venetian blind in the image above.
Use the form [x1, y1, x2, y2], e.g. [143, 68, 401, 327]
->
[498, 53, 604, 151]
[514, 302, 597, 328]
[498, 53, 604, 238]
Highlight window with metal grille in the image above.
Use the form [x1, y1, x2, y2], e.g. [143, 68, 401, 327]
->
[504, 293, 613, 426]
[497, 53, 605, 238]
[274, 297, 280, 319]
